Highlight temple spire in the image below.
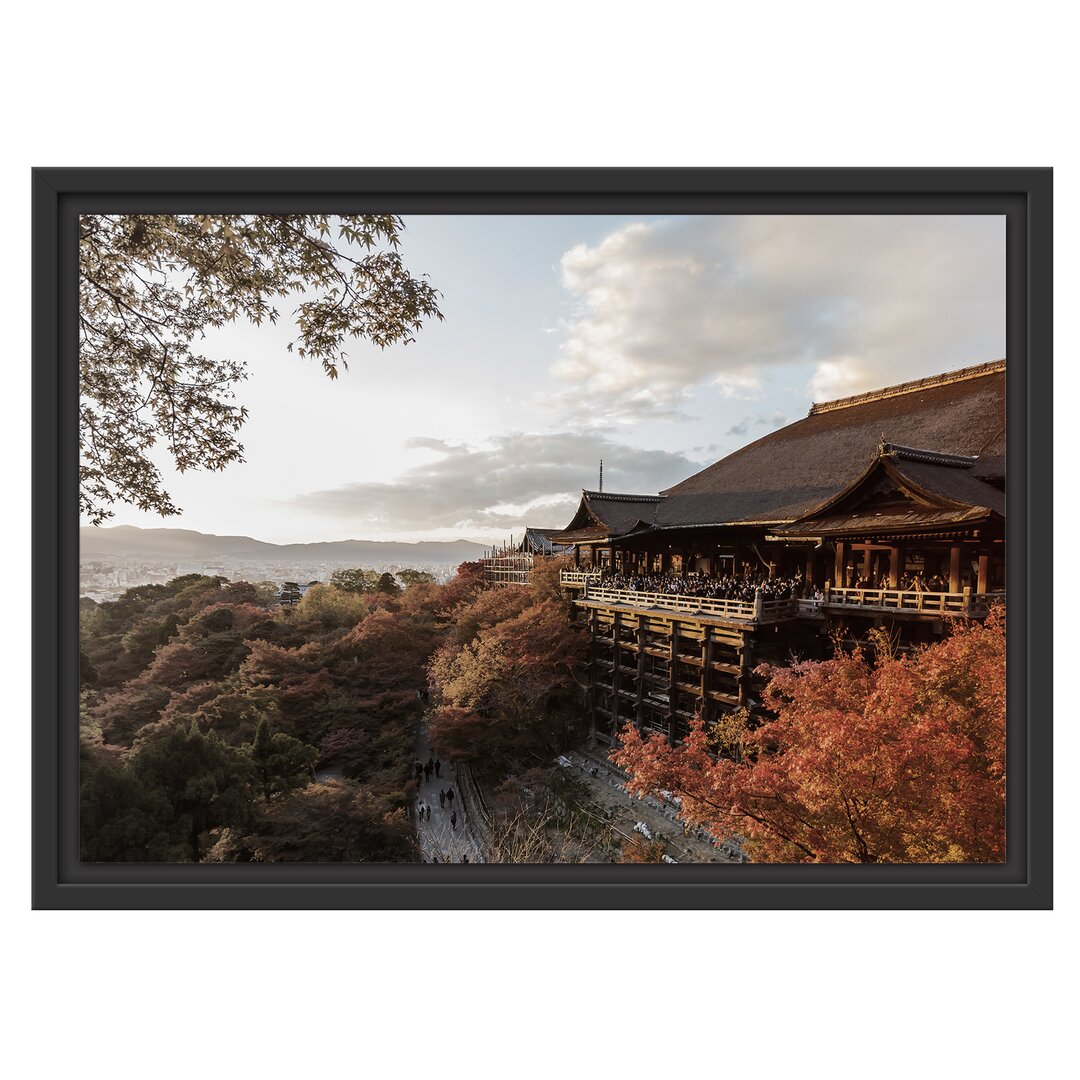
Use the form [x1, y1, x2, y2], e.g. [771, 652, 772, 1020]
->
[599, 458, 603, 493]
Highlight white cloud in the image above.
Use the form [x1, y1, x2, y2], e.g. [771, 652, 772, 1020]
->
[289, 432, 705, 539]
[550, 215, 1004, 422]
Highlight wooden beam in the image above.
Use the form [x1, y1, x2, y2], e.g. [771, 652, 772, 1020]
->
[668, 619, 679, 741]
[611, 610, 621, 740]
[835, 541, 846, 588]
[700, 628, 713, 727]
[737, 633, 753, 708]
[977, 552, 989, 593]
[889, 545, 902, 588]
[949, 544, 961, 593]
[589, 608, 599, 743]
[636, 615, 646, 733]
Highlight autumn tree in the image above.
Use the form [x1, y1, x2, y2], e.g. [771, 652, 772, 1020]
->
[80, 214, 442, 524]
[614, 609, 1007, 864]
[427, 587, 588, 771]
[619, 838, 668, 863]
[205, 780, 418, 863]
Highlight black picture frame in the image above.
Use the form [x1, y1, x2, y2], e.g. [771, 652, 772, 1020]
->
[32, 167, 1053, 910]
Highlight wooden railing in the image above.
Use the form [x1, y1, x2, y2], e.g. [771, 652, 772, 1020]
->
[559, 569, 604, 586]
[822, 586, 1005, 617]
[563, 574, 1005, 622]
[573, 585, 798, 623]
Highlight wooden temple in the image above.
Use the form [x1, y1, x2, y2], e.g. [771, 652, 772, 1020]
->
[543, 360, 1008, 745]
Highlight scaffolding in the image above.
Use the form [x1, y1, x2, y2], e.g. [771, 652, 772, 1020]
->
[480, 546, 533, 587]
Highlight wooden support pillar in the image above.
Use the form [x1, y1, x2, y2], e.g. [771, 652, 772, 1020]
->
[587, 608, 600, 743]
[611, 611, 622, 741]
[862, 545, 873, 580]
[805, 548, 815, 587]
[835, 541, 846, 588]
[949, 544, 961, 594]
[977, 552, 989, 594]
[573, 545, 580, 568]
[700, 629, 713, 727]
[889, 545, 902, 588]
[737, 633, 754, 708]
[668, 620, 679, 741]
[635, 615, 646, 733]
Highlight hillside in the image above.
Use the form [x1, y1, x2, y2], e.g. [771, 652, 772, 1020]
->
[80, 525, 488, 566]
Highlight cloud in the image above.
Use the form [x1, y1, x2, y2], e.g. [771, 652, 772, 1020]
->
[549, 215, 1004, 422]
[289, 432, 705, 536]
[723, 411, 788, 439]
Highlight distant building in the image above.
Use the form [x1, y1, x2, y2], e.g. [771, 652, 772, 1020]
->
[517, 528, 573, 556]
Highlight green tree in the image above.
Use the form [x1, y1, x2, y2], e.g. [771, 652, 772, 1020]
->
[279, 582, 303, 605]
[396, 569, 435, 589]
[250, 716, 319, 802]
[80, 214, 442, 524]
[130, 720, 254, 861]
[80, 760, 175, 862]
[376, 572, 401, 595]
[329, 567, 381, 594]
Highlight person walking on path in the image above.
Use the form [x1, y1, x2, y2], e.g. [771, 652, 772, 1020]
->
[425, 803, 431, 822]
[450, 811, 457, 831]
[438, 789, 446, 808]
[424, 762, 433, 782]
[446, 787, 455, 806]
[434, 759, 441, 778]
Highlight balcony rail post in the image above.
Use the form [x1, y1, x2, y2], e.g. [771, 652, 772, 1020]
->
[963, 585, 971, 616]
[753, 587, 764, 622]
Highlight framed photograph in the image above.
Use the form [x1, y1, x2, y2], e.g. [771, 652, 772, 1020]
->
[32, 167, 1052, 908]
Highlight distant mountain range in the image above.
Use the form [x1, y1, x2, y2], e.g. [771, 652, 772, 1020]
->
[80, 525, 488, 566]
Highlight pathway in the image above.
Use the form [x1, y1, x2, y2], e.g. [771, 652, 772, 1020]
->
[413, 727, 483, 864]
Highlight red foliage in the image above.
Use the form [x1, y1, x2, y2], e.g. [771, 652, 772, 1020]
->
[614, 609, 1007, 864]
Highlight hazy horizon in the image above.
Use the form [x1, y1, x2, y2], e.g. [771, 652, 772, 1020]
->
[82, 522, 493, 548]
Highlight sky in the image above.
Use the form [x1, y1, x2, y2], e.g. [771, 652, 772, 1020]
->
[92, 214, 1005, 545]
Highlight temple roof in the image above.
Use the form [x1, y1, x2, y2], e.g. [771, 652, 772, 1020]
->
[517, 528, 573, 555]
[774, 441, 1005, 539]
[552, 360, 1006, 543]
[553, 490, 662, 545]
[655, 360, 1005, 528]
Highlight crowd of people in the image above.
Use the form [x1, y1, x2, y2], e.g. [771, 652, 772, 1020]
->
[587, 566, 966, 601]
[595, 569, 808, 603]
[843, 571, 948, 592]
